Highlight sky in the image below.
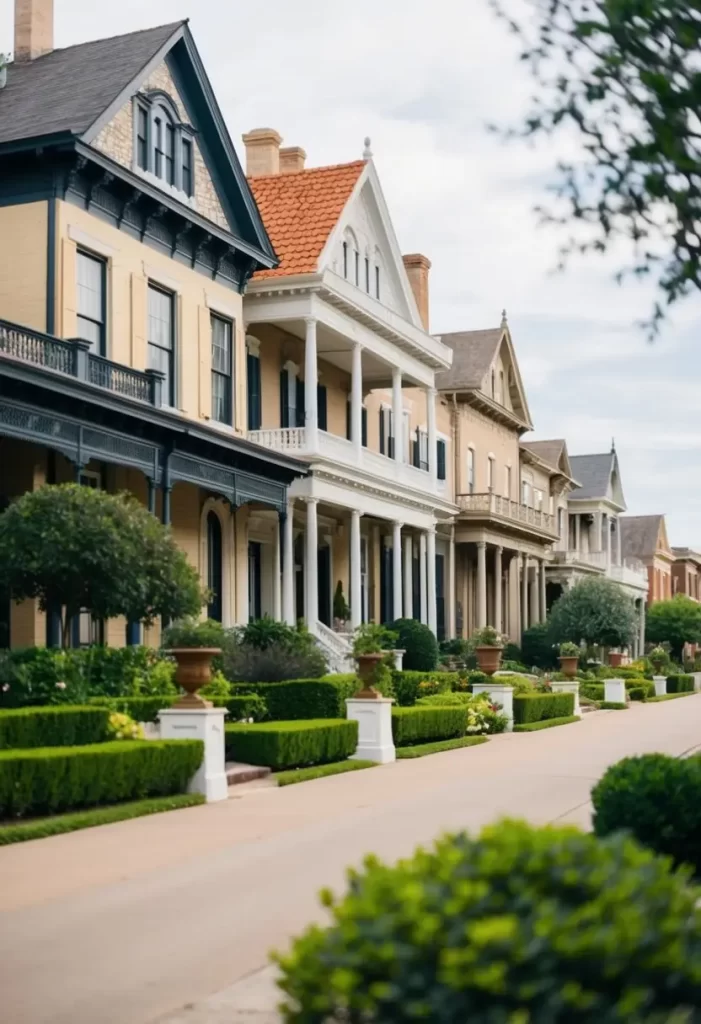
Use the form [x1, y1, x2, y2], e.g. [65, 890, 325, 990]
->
[3, 0, 699, 543]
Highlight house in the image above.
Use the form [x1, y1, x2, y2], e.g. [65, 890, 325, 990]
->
[240, 130, 457, 661]
[0, 2, 306, 647]
[672, 548, 701, 601]
[620, 515, 674, 606]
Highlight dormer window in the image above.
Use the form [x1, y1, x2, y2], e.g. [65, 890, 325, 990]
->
[134, 91, 195, 200]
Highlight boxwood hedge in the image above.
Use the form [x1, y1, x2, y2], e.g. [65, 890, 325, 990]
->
[89, 694, 267, 724]
[666, 673, 695, 693]
[0, 705, 110, 749]
[391, 706, 468, 746]
[225, 719, 358, 770]
[230, 679, 357, 720]
[512, 692, 574, 725]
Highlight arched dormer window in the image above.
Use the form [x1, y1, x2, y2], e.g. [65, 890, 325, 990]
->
[342, 228, 360, 284]
[133, 90, 195, 200]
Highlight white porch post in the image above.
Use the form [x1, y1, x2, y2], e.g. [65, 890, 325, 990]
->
[392, 521, 403, 623]
[305, 498, 318, 630]
[539, 559, 547, 622]
[273, 511, 282, 622]
[447, 525, 456, 639]
[419, 533, 428, 624]
[521, 554, 529, 638]
[427, 526, 437, 634]
[349, 509, 362, 631]
[477, 541, 487, 629]
[304, 317, 318, 452]
[639, 599, 646, 656]
[593, 511, 603, 552]
[392, 368, 403, 464]
[574, 513, 581, 554]
[606, 514, 612, 569]
[493, 545, 502, 633]
[531, 564, 540, 625]
[616, 517, 622, 566]
[282, 500, 295, 625]
[427, 386, 437, 485]
[403, 533, 413, 618]
[351, 341, 363, 459]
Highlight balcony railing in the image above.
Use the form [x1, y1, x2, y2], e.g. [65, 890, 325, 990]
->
[551, 549, 648, 588]
[0, 318, 164, 408]
[456, 491, 556, 533]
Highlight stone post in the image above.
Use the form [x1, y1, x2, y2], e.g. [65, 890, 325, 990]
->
[472, 682, 514, 731]
[653, 675, 667, 697]
[604, 678, 626, 703]
[346, 698, 395, 763]
[158, 707, 228, 802]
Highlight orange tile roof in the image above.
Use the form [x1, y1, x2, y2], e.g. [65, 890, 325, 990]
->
[248, 160, 366, 279]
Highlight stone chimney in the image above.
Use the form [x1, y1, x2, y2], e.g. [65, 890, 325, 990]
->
[14, 0, 54, 62]
[279, 146, 306, 174]
[241, 128, 282, 177]
[402, 253, 431, 331]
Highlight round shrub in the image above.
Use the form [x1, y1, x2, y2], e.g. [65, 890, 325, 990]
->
[592, 754, 701, 876]
[390, 618, 438, 671]
[276, 819, 701, 1021]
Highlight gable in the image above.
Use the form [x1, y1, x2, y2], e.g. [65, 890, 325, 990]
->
[483, 331, 532, 426]
[657, 516, 672, 556]
[610, 454, 627, 509]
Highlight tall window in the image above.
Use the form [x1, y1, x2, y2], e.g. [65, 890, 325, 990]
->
[499, 369, 505, 404]
[354, 250, 360, 286]
[247, 345, 261, 431]
[487, 456, 495, 491]
[534, 488, 544, 510]
[182, 139, 193, 197]
[207, 511, 223, 622]
[467, 448, 475, 494]
[437, 439, 446, 481]
[342, 241, 348, 279]
[153, 115, 164, 178]
[147, 284, 175, 406]
[76, 250, 106, 354]
[211, 314, 232, 425]
[134, 94, 195, 196]
[491, 370, 495, 398]
[164, 120, 176, 185]
[365, 257, 370, 292]
[557, 507, 564, 538]
[136, 106, 149, 170]
[504, 465, 511, 499]
[521, 478, 531, 506]
[375, 265, 381, 299]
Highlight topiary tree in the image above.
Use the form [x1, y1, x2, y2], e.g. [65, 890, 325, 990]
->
[390, 618, 439, 671]
[0, 484, 204, 646]
[276, 818, 701, 1021]
[646, 595, 701, 661]
[548, 576, 637, 650]
[521, 621, 558, 669]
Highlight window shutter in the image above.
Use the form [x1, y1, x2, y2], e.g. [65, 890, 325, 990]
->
[379, 409, 385, 454]
[296, 378, 305, 428]
[437, 439, 446, 480]
[280, 369, 289, 428]
[247, 353, 261, 430]
[317, 384, 328, 431]
[362, 407, 368, 447]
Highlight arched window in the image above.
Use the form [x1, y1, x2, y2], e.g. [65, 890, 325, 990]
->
[134, 91, 194, 198]
[207, 511, 223, 622]
[342, 228, 359, 283]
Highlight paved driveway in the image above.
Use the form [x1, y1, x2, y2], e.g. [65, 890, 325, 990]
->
[1, 698, 700, 1024]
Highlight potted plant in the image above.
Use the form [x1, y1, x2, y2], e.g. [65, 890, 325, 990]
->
[161, 618, 225, 708]
[649, 645, 667, 674]
[333, 581, 350, 631]
[558, 641, 581, 678]
[0, 54, 9, 90]
[352, 622, 398, 698]
[473, 626, 504, 676]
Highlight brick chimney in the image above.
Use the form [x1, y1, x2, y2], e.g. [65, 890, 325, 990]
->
[402, 253, 431, 331]
[279, 146, 306, 174]
[14, 0, 54, 62]
[241, 128, 282, 177]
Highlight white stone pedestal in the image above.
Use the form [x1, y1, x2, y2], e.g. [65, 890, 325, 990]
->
[159, 707, 229, 802]
[551, 680, 580, 716]
[472, 683, 514, 731]
[653, 676, 667, 697]
[604, 679, 626, 704]
[693, 673, 701, 693]
[345, 698, 395, 763]
[391, 649, 405, 671]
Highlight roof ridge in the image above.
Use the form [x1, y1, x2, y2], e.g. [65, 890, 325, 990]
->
[29, 20, 185, 60]
[247, 158, 366, 182]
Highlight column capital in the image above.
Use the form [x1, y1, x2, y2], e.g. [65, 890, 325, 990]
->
[393, 520, 404, 530]
[477, 540, 487, 550]
[425, 525, 436, 536]
[392, 366, 402, 382]
[351, 508, 363, 520]
[304, 316, 317, 329]
[494, 544, 503, 554]
[305, 496, 319, 506]
[426, 385, 437, 397]
[353, 339, 363, 353]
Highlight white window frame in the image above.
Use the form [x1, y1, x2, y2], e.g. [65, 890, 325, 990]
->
[466, 447, 475, 494]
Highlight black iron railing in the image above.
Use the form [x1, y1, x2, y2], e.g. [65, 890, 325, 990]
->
[88, 354, 152, 403]
[0, 319, 76, 375]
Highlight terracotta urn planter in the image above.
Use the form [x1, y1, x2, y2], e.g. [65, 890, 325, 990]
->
[169, 647, 221, 709]
[558, 655, 579, 679]
[608, 651, 624, 668]
[475, 645, 503, 677]
[354, 652, 386, 699]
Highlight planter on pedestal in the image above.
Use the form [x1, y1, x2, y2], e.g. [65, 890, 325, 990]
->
[653, 675, 667, 697]
[354, 652, 386, 699]
[558, 656, 579, 679]
[609, 651, 624, 668]
[168, 647, 221, 709]
[475, 645, 503, 677]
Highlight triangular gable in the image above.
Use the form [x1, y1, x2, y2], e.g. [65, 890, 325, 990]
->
[609, 453, 627, 510]
[557, 441, 574, 480]
[657, 516, 672, 556]
[489, 327, 533, 429]
[82, 23, 274, 264]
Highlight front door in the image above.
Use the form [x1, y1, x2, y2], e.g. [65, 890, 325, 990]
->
[318, 544, 331, 626]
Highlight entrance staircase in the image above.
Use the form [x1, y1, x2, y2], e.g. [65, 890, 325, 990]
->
[314, 621, 355, 674]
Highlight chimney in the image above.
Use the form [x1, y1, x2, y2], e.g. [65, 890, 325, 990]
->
[14, 0, 54, 62]
[241, 128, 282, 177]
[279, 146, 306, 174]
[402, 253, 431, 331]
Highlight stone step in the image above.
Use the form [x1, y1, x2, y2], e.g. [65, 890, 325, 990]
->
[225, 761, 272, 786]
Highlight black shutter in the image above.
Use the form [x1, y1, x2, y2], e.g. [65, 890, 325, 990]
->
[437, 439, 446, 480]
[280, 369, 289, 428]
[317, 384, 328, 431]
[346, 399, 351, 440]
[388, 410, 394, 459]
[296, 378, 305, 427]
[361, 407, 368, 447]
[379, 409, 385, 454]
[247, 353, 261, 430]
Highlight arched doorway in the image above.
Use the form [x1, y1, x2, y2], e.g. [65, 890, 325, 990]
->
[207, 510, 223, 622]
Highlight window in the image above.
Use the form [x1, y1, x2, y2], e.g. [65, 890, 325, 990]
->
[211, 314, 232, 425]
[182, 139, 193, 197]
[247, 346, 261, 431]
[534, 488, 544, 511]
[153, 115, 164, 178]
[487, 456, 494, 491]
[491, 370, 495, 398]
[76, 250, 106, 354]
[375, 265, 380, 299]
[280, 365, 303, 428]
[499, 370, 504, 404]
[207, 511, 223, 622]
[317, 383, 328, 431]
[342, 241, 348, 279]
[165, 120, 176, 185]
[504, 465, 511, 499]
[521, 478, 532, 506]
[136, 106, 149, 170]
[134, 94, 195, 197]
[345, 399, 367, 445]
[557, 507, 564, 538]
[437, 439, 446, 481]
[355, 250, 360, 286]
[147, 284, 175, 406]
[467, 448, 475, 494]
[365, 257, 370, 293]
[379, 407, 394, 458]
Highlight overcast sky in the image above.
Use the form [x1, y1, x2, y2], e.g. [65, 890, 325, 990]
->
[4, 0, 699, 544]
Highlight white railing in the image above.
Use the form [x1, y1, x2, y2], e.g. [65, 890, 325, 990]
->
[247, 426, 306, 451]
[315, 621, 355, 674]
[610, 561, 649, 590]
[552, 550, 608, 570]
[456, 492, 556, 533]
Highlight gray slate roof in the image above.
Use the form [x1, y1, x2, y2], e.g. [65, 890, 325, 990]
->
[620, 515, 663, 560]
[568, 453, 616, 500]
[435, 328, 502, 392]
[521, 439, 566, 473]
[0, 22, 182, 146]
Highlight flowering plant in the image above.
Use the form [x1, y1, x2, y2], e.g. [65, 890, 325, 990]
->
[558, 641, 581, 657]
[107, 711, 144, 741]
[472, 626, 504, 647]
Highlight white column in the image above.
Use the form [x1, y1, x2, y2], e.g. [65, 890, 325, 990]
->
[606, 515, 612, 569]
[419, 533, 428, 624]
[392, 521, 403, 622]
[304, 317, 318, 452]
[351, 341, 363, 460]
[273, 511, 282, 621]
[403, 533, 413, 618]
[515, 556, 522, 640]
[593, 511, 603, 552]
[616, 517, 622, 566]
[282, 500, 295, 625]
[477, 541, 487, 629]
[447, 525, 456, 639]
[540, 559, 547, 622]
[574, 513, 581, 554]
[521, 554, 529, 637]
[639, 600, 646, 655]
[349, 509, 362, 630]
[493, 545, 502, 633]
[427, 527, 437, 634]
[391, 367, 403, 464]
[531, 565, 540, 625]
[305, 498, 318, 630]
[426, 386, 437, 485]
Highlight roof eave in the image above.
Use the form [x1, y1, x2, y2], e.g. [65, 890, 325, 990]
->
[456, 389, 532, 433]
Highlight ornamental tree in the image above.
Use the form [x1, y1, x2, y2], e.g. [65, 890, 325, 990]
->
[548, 575, 637, 648]
[646, 594, 701, 660]
[0, 483, 204, 646]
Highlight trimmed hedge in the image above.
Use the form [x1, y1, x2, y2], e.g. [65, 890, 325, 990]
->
[601, 701, 628, 710]
[389, 619, 439, 671]
[230, 679, 356, 720]
[225, 719, 358, 770]
[512, 692, 574, 725]
[89, 694, 267, 724]
[0, 740, 203, 817]
[0, 705, 110, 749]
[391, 706, 468, 746]
[666, 673, 695, 693]
[396, 736, 488, 759]
[648, 691, 696, 702]
[580, 683, 604, 702]
[514, 716, 580, 732]
[276, 760, 376, 787]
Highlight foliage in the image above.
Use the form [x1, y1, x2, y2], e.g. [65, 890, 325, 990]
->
[391, 706, 468, 746]
[396, 736, 488, 759]
[438, 638, 466, 659]
[629, 683, 654, 701]
[501, 659, 530, 673]
[503, 641, 523, 663]
[276, 818, 701, 1022]
[521, 622, 558, 669]
[390, 619, 439, 671]
[647, 597, 701, 659]
[666, 673, 695, 693]
[222, 621, 327, 682]
[416, 691, 476, 707]
[0, 739, 203, 817]
[89, 692, 267, 724]
[161, 617, 225, 649]
[648, 691, 696, 702]
[230, 678, 356, 720]
[491, 0, 701, 336]
[513, 692, 575, 725]
[238, 617, 313, 652]
[548, 576, 637, 648]
[514, 715, 580, 732]
[580, 682, 605, 702]
[559, 641, 581, 657]
[199, 670, 232, 702]
[0, 794, 205, 847]
[0, 484, 204, 646]
[472, 625, 503, 647]
[452, 670, 490, 691]
[352, 622, 399, 656]
[498, 673, 536, 695]
[275, 760, 376, 787]
[224, 719, 357, 770]
[106, 711, 143, 741]
[391, 670, 455, 706]
[332, 582, 350, 623]
[600, 701, 628, 710]
[593, 753, 701, 875]
[0, 705, 110, 749]
[648, 644, 670, 669]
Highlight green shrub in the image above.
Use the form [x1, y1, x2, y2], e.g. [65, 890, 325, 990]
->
[521, 622, 558, 669]
[601, 701, 628, 710]
[648, 691, 696, 702]
[396, 736, 488, 758]
[580, 682, 604, 701]
[390, 618, 439, 671]
[617, 666, 648, 680]
[628, 686, 648, 702]
[415, 692, 473, 707]
[230, 678, 356, 720]
[503, 641, 523, 663]
[496, 673, 536, 695]
[0, 705, 110, 749]
[0, 740, 203, 817]
[275, 819, 701, 1022]
[391, 670, 455, 706]
[391, 706, 468, 746]
[452, 670, 489, 692]
[501, 660, 530, 673]
[593, 754, 701, 875]
[89, 692, 267, 723]
[512, 692, 574, 725]
[666, 673, 695, 693]
[276, 760, 375, 787]
[514, 716, 580, 732]
[225, 720, 357, 770]
[222, 620, 328, 682]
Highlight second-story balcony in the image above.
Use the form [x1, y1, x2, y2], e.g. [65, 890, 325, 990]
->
[551, 549, 648, 591]
[456, 491, 558, 539]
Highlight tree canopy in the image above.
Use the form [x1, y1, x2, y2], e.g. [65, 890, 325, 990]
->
[491, 0, 701, 335]
[548, 575, 637, 648]
[0, 484, 204, 646]
[645, 594, 701, 659]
